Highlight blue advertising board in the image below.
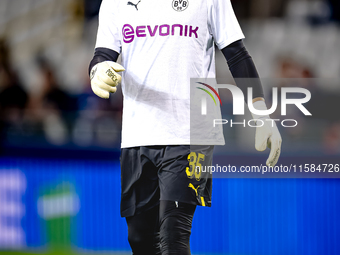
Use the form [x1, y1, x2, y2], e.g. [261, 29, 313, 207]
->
[0, 157, 339, 255]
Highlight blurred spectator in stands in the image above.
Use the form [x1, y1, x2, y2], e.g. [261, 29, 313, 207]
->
[276, 57, 340, 123]
[323, 122, 340, 154]
[72, 76, 122, 148]
[232, 0, 288, 19]
[276, 55, 340, 154]
[37, 57, 76, 115]
[277, 57, 307, 79]
[273, 56, 317, 138]
[27, 57, 76, 145]
[0, 38, 28, 152]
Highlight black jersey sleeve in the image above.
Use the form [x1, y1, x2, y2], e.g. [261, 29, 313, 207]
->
[221, 40, 264, 100]
[88, 47, 119, 76]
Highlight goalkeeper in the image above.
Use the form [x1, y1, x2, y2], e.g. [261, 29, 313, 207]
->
[89, 0, 282, 254]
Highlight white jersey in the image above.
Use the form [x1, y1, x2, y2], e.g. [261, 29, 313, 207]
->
[95, 0, 244, 148]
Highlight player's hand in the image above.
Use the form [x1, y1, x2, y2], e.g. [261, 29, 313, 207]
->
[254, 117, 282, 167]
[90, 61, 125, 99]
[251, 100, 282, 167]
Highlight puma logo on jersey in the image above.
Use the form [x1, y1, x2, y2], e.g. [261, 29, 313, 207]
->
[188, 183, 199, 196]
[127, 1, 141, 10]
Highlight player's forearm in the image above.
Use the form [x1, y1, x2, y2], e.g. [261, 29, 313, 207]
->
[221, 40, 265, 102]
[222, 42, 282, 166]
[89, 47, 119, 76]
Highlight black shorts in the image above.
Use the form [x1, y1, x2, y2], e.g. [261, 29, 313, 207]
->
[120, 145, 214, 217]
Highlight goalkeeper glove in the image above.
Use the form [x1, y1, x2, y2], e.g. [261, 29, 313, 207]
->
[251, 100, 282, 167]
[90, 61, 125, 99]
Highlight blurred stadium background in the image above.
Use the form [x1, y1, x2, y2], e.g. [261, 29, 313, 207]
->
[0, 0, 339, 254]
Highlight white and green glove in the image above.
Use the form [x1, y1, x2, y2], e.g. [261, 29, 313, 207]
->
[90, 61, 125, 99]
[251, 100, 282, 167]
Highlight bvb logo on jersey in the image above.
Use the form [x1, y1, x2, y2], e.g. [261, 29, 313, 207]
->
[172, 0, 189, 12]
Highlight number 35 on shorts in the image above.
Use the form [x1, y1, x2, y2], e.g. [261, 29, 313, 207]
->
[186, 152, 205, 181]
